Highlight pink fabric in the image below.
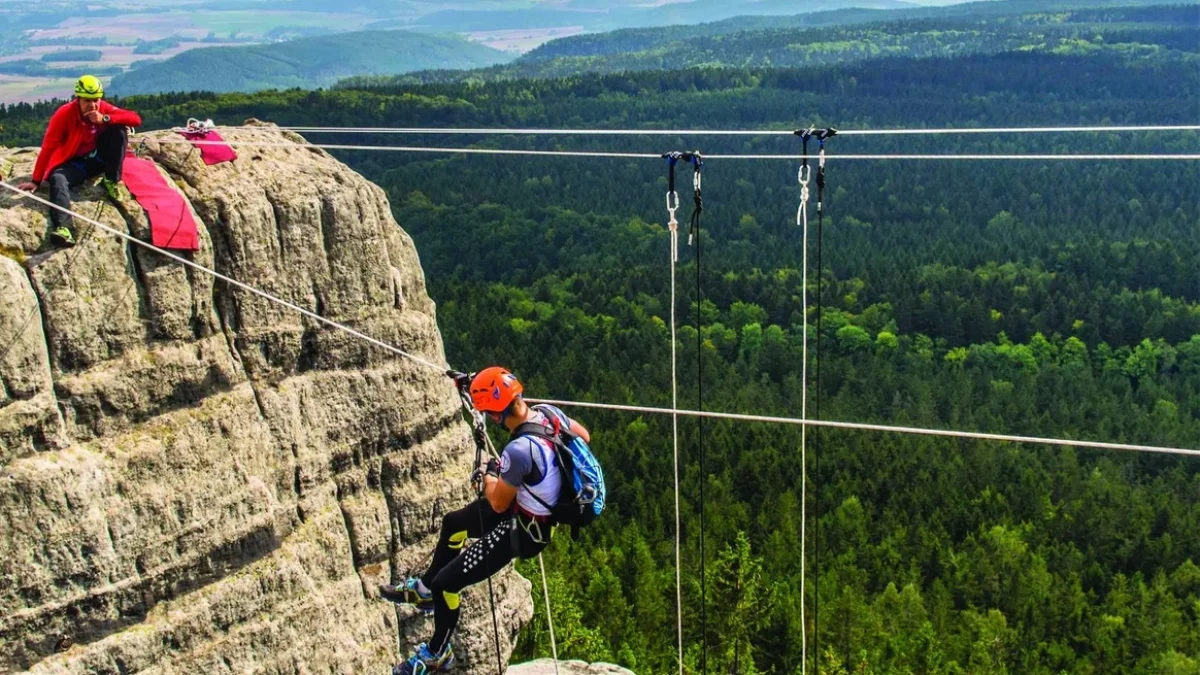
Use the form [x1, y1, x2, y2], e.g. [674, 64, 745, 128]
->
[178, 130, 238, 165]
[122, 152, 200, 251]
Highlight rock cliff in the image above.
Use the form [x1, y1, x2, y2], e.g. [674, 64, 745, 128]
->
[0, 124, 532, 674]
[508, 661, 635, 675]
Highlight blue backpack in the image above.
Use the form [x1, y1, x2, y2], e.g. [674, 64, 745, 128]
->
[513, 410, 605, 535]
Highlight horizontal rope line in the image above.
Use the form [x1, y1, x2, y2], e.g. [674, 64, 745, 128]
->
[526, 398, 1200, 457]
[279, 125, 1200, 136]
[0, 181, 448, 374]
[141, 137, 1200, 161]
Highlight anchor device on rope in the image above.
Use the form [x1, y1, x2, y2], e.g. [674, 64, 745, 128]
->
[796, 127, 838, 225]
[795, 127, 816, 227]
[662, 151, 703, 256]
[815, 128, 837, 218]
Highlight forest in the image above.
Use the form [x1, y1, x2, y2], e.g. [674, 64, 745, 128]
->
[1, 3, 1198, 673]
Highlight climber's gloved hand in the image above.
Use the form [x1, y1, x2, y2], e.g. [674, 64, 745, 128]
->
[485, 457, 500, 478]
[447, 370, 473, 392]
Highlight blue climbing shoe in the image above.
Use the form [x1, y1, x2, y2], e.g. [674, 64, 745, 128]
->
[392, 643, 454, 675]
[380, 578, 433, 614]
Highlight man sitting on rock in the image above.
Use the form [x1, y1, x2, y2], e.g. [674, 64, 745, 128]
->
[382, 367, 591, 675]
[16, 75, 142, 247]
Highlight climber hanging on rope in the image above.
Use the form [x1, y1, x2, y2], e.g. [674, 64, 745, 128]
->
[383, 366, 602, 675]
[15, 75, 142, 247]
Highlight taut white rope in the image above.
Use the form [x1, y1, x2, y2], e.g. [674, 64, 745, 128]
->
[524, 398, 1200, 457]
[797, 146, 811, 675]
[143, 137, 1200, 161]
[277, 124, 1200, 136]
[537, 553, 560, 675]
[667, 188, 685, 675]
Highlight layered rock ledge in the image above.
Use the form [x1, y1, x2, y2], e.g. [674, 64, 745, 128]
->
[0, 124, 532, 675]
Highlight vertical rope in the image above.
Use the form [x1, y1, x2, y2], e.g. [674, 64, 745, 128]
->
[796, 128, 812, 675]
[538, 553, 560, 675]
[464, 396, 505, 675]
[813, 129, 835, 674]
[689, 154, 707, 675]
[664, 154, 685, 675]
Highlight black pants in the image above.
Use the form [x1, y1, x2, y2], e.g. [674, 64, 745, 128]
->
[47, 125, 128, 233]
[420, 499, 550, 654]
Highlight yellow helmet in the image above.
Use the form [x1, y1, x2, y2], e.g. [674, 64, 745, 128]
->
[74, 75, 104, 100]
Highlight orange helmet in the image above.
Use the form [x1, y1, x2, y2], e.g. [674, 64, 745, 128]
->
[469, 366, 524, 413]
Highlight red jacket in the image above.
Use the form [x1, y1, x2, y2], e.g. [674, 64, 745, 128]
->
[32, 100, 142, 184]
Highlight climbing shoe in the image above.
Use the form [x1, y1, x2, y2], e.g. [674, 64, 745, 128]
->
[102, 178, 128, 202]
[380, 578, 434, 614]
[49, 226, 76, 248]
[392, 643, 454, 675]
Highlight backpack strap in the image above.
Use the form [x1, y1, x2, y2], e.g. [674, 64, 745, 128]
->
[510, 417, 562, 512]
[512, 419, 558, 485]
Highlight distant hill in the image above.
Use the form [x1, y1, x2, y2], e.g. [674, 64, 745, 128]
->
[410, 0, 912, 32]
[339, 2, 1198, 87]
[110, 30, 512, 95]
[521, 0, 1193, 62]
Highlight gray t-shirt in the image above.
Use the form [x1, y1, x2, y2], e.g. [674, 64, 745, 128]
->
[499, 405, 572, 516]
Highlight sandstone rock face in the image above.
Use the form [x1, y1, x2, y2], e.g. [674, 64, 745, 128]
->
[508, 660, 636, 675]
[0, 126, 532, 675]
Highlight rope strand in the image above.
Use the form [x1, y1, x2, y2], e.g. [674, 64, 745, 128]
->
[797, 128, 811, 675]
[538, 553, 560, 675]
[524, 398, 1200, 457]
[139, 138, 1200, 161]
[277, 124, 1200, 136]
[663, 151, 685, 675]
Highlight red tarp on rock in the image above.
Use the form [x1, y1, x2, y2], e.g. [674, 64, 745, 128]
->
[122, 152, 200, 251]
[178, 130, 238, 166]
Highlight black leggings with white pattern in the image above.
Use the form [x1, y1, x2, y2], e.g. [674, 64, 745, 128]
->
[421, 498, 550, 654]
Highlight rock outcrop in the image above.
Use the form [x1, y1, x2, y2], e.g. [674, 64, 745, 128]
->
[508, 661, 635, 675]
[0, 124, 532, 674]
